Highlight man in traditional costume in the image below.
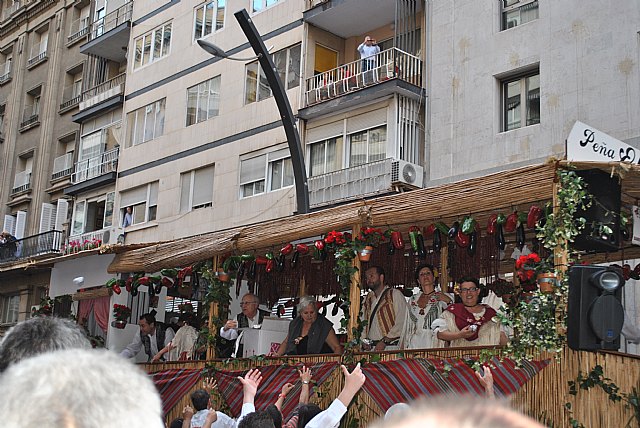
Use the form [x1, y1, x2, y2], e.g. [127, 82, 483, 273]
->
[361, 266, 408, 351]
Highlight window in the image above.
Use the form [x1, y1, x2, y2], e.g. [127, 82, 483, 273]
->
[60, 64, 83, 109]
[309, 137, 343, 176]
[244, 44, 301, 104]
[193, 0, 225, 40]
[0, 49, 12, 83]
[252, 0, 279, 12]
[12, 155, 33, 194]
[127, 99, 166, 146]
[0, 103, 5, 139]
[2, 210, 26, 239]
[349, 125, 386, 167]
[502, 0, 538, 30]
[120, 182, 158, 226]
[503, 72, 540, 131]
[22, 86, 42, 125]
[240, 148, 292, 198]
[133, 22, 172, 69]
[180, 165, 214, 212]
[0, 295, 19, 324]
[70, 192, 115, 236]
[186, 76, 220, 126]
[28, 27, 48, 64]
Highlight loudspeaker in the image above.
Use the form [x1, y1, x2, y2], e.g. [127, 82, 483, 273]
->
[567, 265, 625, 351]
[573, 169, 621, 252]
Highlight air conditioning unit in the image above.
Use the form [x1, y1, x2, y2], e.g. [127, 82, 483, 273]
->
[391, 160, 424, 189]
[102, 226, 125, 245]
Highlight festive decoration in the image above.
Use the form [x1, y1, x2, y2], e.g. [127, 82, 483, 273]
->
[515, 253, 543, 292]
[31, 296, 55, 317]
[62, 237, 102, 254]
[112, 304, 131, 329]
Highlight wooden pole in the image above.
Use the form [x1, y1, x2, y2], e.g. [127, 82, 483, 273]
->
[207, 256, 220, 360]
[440, 245, 449, 293]
[348, 223, 362, 340]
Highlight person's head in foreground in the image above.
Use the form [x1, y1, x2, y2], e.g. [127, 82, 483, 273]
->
[371, 396, 544, 428]
[0, 349, 164, 428]
[0, 316, 91, 373]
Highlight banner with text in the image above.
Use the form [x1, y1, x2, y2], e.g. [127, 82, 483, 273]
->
[567, 121, 639, 164]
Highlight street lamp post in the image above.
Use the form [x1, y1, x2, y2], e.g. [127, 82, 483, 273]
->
[198, 9, 310, 214]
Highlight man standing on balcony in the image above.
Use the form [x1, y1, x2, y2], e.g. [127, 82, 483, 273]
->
[358, 36, 380, 73]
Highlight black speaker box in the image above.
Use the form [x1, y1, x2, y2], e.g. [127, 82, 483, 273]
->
[573, 169, 621, 252]
[567, 265, 625, 351]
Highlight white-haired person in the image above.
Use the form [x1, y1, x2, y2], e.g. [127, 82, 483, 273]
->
[0, 316, 91, 373]
[0, 349, 164, 428]
[275, 295, 343, 356]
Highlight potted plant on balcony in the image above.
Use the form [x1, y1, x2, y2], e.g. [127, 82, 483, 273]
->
[112, 304, 131, 329]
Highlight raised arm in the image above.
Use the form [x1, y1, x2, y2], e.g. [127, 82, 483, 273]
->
[298, 366, 312, 405]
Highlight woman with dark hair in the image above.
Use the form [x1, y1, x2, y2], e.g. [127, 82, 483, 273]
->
[432, 277, 508, 347]
[400, 264, 452, 349]
[152, 313, 199, 362]
[275, 296, 342, 356]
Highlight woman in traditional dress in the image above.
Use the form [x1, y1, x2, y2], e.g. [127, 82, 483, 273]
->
[400, 264, 452, 349]
[275, 296, 343, 356]
[152, 313, 199, 362]
[432, 277, 508, 347]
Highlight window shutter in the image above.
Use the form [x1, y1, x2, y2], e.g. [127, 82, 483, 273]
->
[120, 186, 148, 207]
[39, 203, 55, 233]
[307, 120, 343, 143]
[192, 166, 214, 207]
[3, 215, 15, 236]
[148, 181, 158, 206]
[239, 155, 266, 184]
[15, 211, 27, 239]
[346, 109, 387, 134]
[55, 199, 69, 231]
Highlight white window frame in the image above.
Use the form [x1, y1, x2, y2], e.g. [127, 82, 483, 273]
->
[120, 183, 158, 226]
[133, 21, 172, 70]
[502, 71, 540, 132]
[127, 98, 166, 146]
[239, 148, 292, 198]
[0, 294, 20, 324]
[251, 0, 280, 13]
[70, 192, 116, 236]
[501, 0, 539, 30]
[347, 125, 387, 167]
[186, 76, 220, 126]
[244, 44, 301, 104]
[267, 149, 294, 192]
[193, 0, 225, 41]
[180, 166, 214, 212]
[308, 136, 344, 177]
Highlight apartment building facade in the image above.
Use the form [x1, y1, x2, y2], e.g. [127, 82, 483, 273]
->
[1, 0, 639, 351]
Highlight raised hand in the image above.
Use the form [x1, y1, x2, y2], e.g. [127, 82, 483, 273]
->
[203, 377, 217, 392]
[298, 365, 312, 384]
[238, 368, 262, 403]
[281, 382, 294, 396]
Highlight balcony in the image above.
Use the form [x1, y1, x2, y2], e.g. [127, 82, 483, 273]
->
[2, 0, 22, 21]
[52, 152, 74, 180]
[308, 158, 424, 208]
[64, 226, 123, 253]
[72, 73, 125, 123]
[59, 83, 82, 112]
[19, 105, 39, 130]
[11, 171, 31, 195]
[67, 16, 90, 45]
[299, 48, 423, 120]
[0, 230, 63, 264]
[80, 2, 132, 62]
[71, 146, 119, 184]
[0, 61, 11, 84]
[26, 41, 47, 68]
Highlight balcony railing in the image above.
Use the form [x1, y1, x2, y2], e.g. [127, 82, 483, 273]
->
[82, 72, 125, 102]
[27, 41, 47, 66]
[68, 16, 90, 43]
[52, 152, 74, 180]
[89, 2, 132, 41]
[11, 171, 31, 194]
[304, 47, 422, 106]
[20, 105, 39, 128]
[0, 230, 63, 263]
[71, 146, 119, 184]
[0, 61, 11, 84]
[60, 83, 82, 110]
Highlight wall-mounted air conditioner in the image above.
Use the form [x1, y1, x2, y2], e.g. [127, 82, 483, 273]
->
[391, 159, 424, 189]
[102, 226, 125, 245]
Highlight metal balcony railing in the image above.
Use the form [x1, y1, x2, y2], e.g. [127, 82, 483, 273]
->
[304, 47, 422, 106]
[27, 41, 47, 66]
[89, 2, 132, 41]
[11, 171, 31, 194]
[0, 61, 11, 84]
[71, 146, 119, 184]
[82, 73, 125, 102]
[68, 16, 90, 43]
[20, 105, 39, 128]
[60, 83, 82, 110]
[0, 230, 63, 263]
[52, 152, 74, 180]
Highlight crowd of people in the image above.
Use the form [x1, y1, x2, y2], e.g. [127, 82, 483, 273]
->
[0, 316, 543, 428]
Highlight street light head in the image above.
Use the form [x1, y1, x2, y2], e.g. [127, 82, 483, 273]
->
[197, 38, 273, 61]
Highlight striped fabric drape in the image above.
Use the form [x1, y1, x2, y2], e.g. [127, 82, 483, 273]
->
[151, 368, 203, 416]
